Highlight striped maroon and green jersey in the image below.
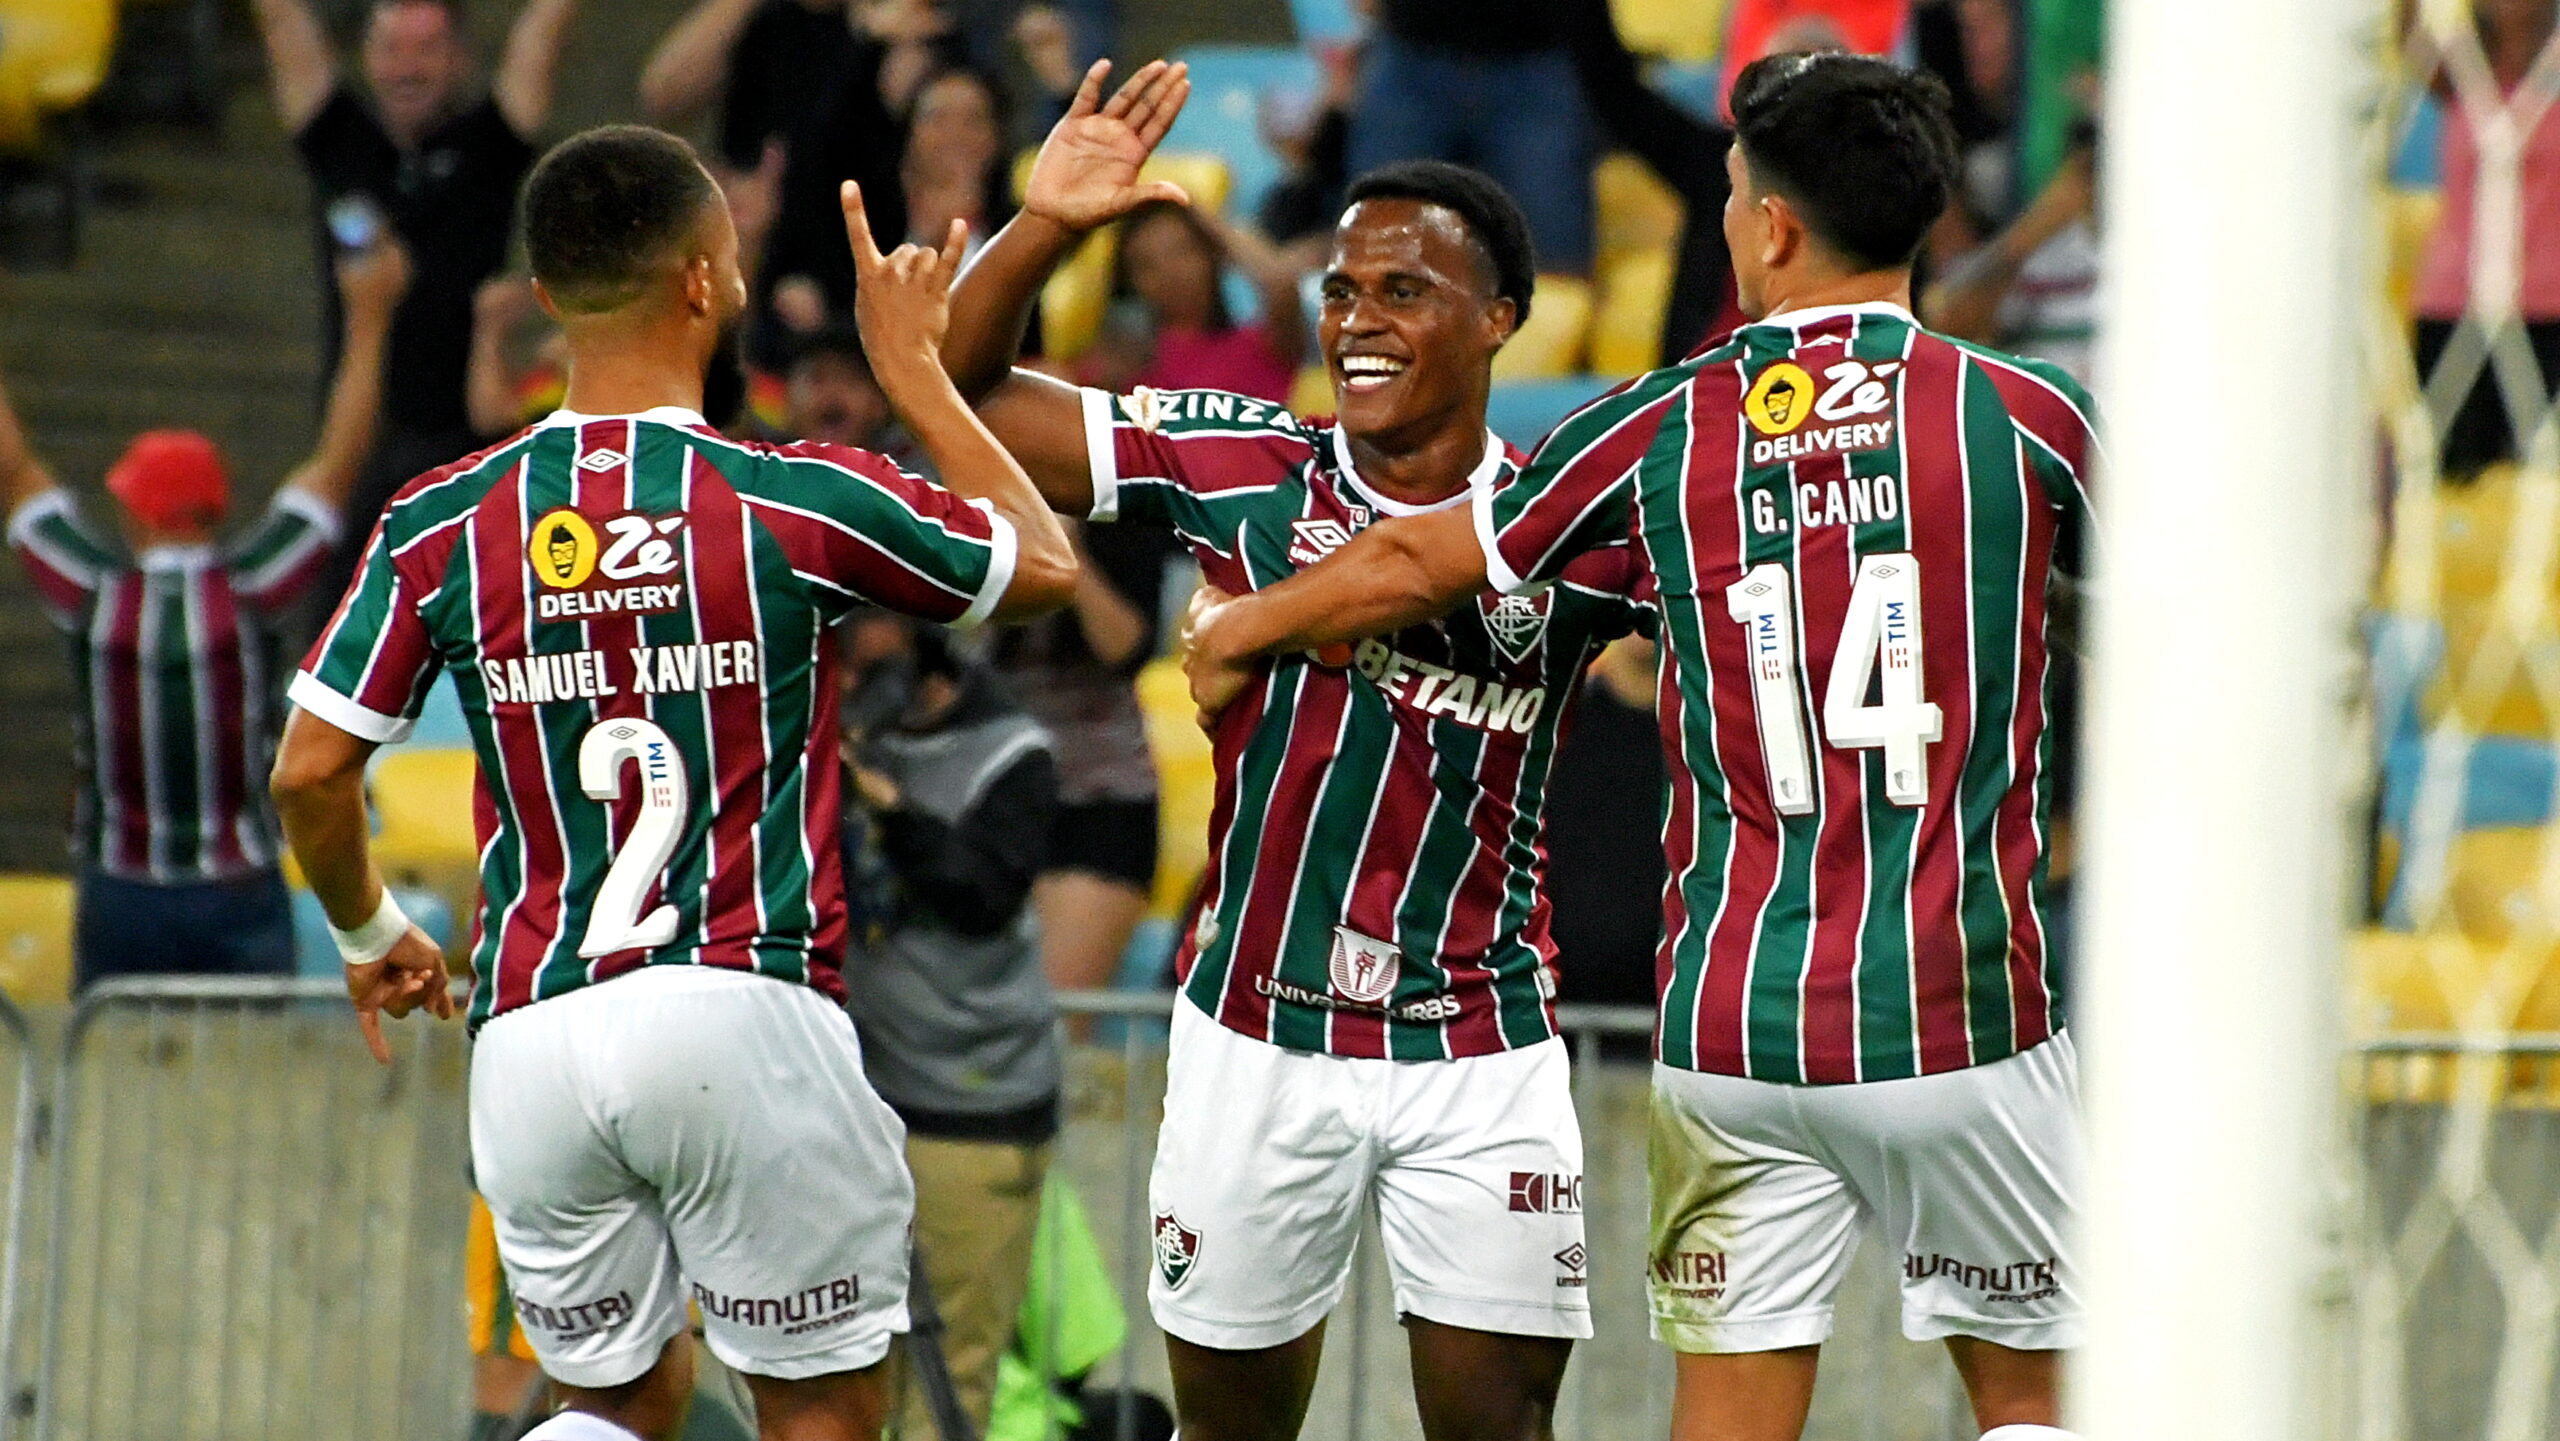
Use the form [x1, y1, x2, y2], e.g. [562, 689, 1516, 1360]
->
[290, 407, 1017, 1028]
[1082, 385, 1648, 1059]
[8, 487, 338, 882]
[1475, 303, 2099, 1084]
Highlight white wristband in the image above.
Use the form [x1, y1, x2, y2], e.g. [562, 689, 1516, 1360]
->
[329, 890, 412, 967]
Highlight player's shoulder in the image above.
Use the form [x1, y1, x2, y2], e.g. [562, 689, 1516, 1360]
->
[379, 430, 542, 544]
[1932, 333, 2100, 438]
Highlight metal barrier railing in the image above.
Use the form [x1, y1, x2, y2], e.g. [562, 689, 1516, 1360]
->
[0, 974, 2531, 1441]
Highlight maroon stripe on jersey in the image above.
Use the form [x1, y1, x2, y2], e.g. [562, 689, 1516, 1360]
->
[1996, 433, 2061, 1053]
[1900, 340, 1982, 1074]
[1438, 718, 1537, 1057]
[474, 467, 564, 1015]
[1116, 428, 1317, 497]
[197, 570, 252, 873]
[1690, 368, 1781, 1076]
[100, 577, 151, 874]
[1218, 673, 1355, 1041]
[1655, 659, 1705, 1056]
[1330, 712, 1440, 1058]
[1971, 356, 2095, 477]
[691, 455, 780, 960]
[736, 494, 959, 616]
[1792, 433, 1874, 1082]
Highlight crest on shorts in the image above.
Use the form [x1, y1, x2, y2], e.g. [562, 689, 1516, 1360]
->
[1329, 927, 1401, 1005]
[1153, 1211, 1201, 1291]
[1481, 590, 1552, 665]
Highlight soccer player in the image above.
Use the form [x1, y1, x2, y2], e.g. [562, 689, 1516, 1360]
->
[939, 60, 1639, 1441]
[268, 125, 1077, 1441]
[1185, 54, 2096, 1441]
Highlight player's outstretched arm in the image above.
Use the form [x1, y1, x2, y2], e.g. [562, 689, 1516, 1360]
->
[1184, 506, 1487, 719]
[0, 367, 61, 521]
[280, 238, 409, 514]
[270, 711, 454, 1064]
[941, 58, 1190, 514]
[846, 185, 1078, 622]
[494, 0, 585, 138]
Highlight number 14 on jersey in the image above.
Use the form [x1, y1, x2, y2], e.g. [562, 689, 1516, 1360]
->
[1724, 553, 1944, 814]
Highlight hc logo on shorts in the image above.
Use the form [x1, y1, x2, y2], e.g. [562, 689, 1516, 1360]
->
[1508, 1172, 1583, 1214]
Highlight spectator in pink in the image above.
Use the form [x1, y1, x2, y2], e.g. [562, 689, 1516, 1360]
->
[2411, 0, 2560, 476]
[1082, 201, 1306, 404]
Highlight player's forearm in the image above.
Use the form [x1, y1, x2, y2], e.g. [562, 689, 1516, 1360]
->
[1202, 513, 1483, 661]
[0, 375, 58, 517]
[875, 351, 1079, 614]
[944, 211, 1082, 401]
[638, 0, 760, 124]
[252, 0, 336, 130]
[271, 730, 386, 931]
[495, 0, 582, 137]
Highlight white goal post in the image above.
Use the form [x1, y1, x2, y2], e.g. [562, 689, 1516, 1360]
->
[2076, 0, 2377, 1436]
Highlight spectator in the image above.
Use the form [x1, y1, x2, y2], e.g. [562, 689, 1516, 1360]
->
[2410, 0, 2560, 476]
[1082, 201, 1305, 404]
[0, 242, 408, 990]
[991, 512, 1179, 1016]
[1562, 0, 1741, 360]
[901, 68, 1016, 256]
[1923, 130, 2100, 386]
[250, 0, 582, 593]
[1256, 43, 1358, 256]
[837, 615, 1062, 1439]
[1915, 0, 2024, 259]
[784, 326, 900, 452]
[639, 0, 859, 178]
[1348, 0, 1596, 275]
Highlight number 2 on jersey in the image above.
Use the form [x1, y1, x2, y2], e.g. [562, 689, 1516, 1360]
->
[576, 717, 688, 958]
[1723, 554, 1944, 813]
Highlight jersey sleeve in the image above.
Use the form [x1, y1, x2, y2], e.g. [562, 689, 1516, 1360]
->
[1982, 353, 2102, 583]
[289, 521, 439, 744]
[745, 441, 1018, 628]
[1473, 377, 1684, 595]
[1077, 386, 1317, 539]
[226, 488, 342, 615]
[6, 490, 113, 629]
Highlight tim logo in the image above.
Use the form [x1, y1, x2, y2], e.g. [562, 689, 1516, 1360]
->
[1509, 1172, 1583, 1214]
[1288, 517, 1355, 567]
[1482, 591, 1551, 664]
[1153, 1211, 1201, 1291]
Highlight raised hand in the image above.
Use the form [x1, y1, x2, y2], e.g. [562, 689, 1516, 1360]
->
[843, 181, 969, 373]
[335, 235, 412, 322]
[1023, 58, 1193, 232]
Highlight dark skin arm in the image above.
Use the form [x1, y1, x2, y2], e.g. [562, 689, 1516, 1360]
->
[940, 59, 1191, 515]
[270, 712, 455, 1063]
[1182, 505, 1487, 721]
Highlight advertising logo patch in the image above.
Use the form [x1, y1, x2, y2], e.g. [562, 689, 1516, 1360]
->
[1328, 928, 1401, 1005]
[1153, 1211, 1201, 1291]
[529, 508, 690, 620]
[1508, 1171, 1584, 1214]
[1744, 362, 1816, 436]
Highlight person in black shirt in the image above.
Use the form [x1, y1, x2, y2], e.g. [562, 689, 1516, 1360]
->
[252, 0, 583, 594]
[1561, 0, 1740, 362]
[1348, 0, 1596, 274]
[640, 0, 861, 176]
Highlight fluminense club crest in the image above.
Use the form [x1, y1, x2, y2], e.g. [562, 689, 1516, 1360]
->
[1153, 1210, 1201, 1290]
[1482, 590, 1552, 665]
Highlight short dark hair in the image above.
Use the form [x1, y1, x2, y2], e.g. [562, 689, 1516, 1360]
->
[520, 126, 720, 314]
[788, 324, 874, 379]
[1343, 161, 1538, 324]
[1729, 52, 1958, 272]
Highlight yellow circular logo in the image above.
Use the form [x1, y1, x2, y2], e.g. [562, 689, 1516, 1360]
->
[528, 508, 598, 590]
[1744, 362, 1815, 436]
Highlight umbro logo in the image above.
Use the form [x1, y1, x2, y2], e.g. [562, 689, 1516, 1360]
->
[577, 449, 627, 473]
[1288, 517, 1355, 568]
[1554, 1243, 1588, 1288]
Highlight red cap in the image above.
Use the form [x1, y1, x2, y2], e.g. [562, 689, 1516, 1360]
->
[105, 430, 230, 533]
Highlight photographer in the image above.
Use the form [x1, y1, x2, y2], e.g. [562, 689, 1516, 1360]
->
[838, 613, 1062, 1438]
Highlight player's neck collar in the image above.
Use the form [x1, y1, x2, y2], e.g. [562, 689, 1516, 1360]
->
[1753, 300, 1918, 331]
[536, 406, 709, 430]
[1329, 425, 1505, 518]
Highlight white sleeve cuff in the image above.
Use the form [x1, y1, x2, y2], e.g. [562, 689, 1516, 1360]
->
[1471, 482, 1536, 596]
[271, 486, 345, 545]
[951, 501, 1018, 631]
[287, 670, 417, 745]
[1079, 387, 1122, 522]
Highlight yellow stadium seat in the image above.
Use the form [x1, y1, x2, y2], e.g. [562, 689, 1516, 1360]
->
[1494, 275, 1594, 381]
[2385, 187, 2442, 323]
[1136, 658, 1214, 919]
[1610, 0, 1728, 62]
[1287, 363, 1332, 417]
[0, 1, 117, 154]
[1594, 154, 1684, 268]
[2427, 601, 2560, 737]
[0, 873, 72, 1004]
[1592, 246, 1675, 377]
[369, 748, 482, 939]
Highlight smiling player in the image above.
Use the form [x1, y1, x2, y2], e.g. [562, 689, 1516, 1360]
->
[938, 61, 1643, 1441]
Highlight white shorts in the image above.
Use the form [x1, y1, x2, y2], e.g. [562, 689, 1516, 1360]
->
[468, 966, 915, 1388]
[1147, 999, 1592, 1349]
[1647, 1032, 2082, 1355]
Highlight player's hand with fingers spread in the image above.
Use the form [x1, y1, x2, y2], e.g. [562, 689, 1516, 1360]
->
[345, 926, 454, 1066]
[1022, 57, 1194, 232]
